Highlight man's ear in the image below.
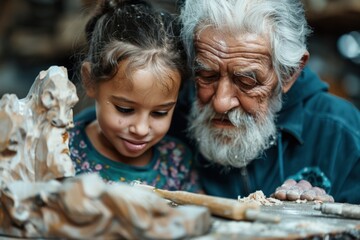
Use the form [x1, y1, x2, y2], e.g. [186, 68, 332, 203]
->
[81, 62, 96, 98]
[282, 51, 310, 93]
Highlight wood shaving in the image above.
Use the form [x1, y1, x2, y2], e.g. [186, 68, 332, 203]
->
[237, 190, 283, 206]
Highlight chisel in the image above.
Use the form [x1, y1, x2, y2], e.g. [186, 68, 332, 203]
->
[314, 202, 360, 219]
[133, 182, 280, 222]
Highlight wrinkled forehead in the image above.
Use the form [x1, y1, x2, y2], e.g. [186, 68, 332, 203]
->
[195, 25, 270, 48]
[193, 26, 271, 65]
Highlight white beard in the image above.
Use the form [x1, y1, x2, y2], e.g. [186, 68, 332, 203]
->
[188, 94, 282, 168]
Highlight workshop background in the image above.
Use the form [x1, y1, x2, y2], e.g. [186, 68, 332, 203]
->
[0, 0, 359, 113]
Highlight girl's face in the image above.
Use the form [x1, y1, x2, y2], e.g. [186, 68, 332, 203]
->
[85, 59, 181, 166]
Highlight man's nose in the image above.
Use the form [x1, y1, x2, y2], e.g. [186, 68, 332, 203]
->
[212, 78, 240, 113]
[129, 116, 150, 136]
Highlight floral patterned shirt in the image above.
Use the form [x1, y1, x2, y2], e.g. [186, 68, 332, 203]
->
[68, 108, 201, 192]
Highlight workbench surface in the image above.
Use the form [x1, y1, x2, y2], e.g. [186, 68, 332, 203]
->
[197, 202, 360, 239]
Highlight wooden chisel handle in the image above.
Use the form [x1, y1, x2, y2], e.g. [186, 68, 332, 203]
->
[154, 188, 259, 221]
[315, 203, 360, 219]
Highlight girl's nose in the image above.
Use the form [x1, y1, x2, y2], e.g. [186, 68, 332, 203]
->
[129, 116, 150, 136]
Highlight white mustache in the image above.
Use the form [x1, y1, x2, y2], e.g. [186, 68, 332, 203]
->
[188, 95, 282, 168]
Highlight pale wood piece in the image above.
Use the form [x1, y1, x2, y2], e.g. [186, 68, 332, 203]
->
[0, 66, 78, 185]
[0, 173, 211, 239]
[134, 184, 284, 223]
[149, 187, 259, 221]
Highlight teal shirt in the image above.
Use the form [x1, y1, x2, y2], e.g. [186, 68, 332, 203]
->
[69, 108, 201, 192]
[171, 67, 360, 203]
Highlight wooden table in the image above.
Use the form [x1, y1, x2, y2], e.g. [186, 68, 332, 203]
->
[1, 200, 359, 239]
[196, 202, 360, 239]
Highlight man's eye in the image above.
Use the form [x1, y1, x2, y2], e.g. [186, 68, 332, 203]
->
[233, 75, 258, 90]
[151, 111, 168, 117]
[196, 72, 219, 84]
[115, 106, 133, 113]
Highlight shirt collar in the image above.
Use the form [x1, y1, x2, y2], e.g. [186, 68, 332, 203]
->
[277, 96, 304, 144]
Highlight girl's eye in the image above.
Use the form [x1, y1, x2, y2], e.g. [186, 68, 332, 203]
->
[152, 111, 168, 117]
[115, 106, 133, 113]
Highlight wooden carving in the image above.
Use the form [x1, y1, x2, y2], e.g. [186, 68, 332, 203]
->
[0, 66, 211, 239]
[0, 174, 211, 239]
[0, 66, 78, 185]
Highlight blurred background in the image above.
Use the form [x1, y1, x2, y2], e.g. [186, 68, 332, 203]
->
[0, 0, 359, 113]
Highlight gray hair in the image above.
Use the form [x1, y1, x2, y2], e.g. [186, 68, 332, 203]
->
[179, 0, 311, 85]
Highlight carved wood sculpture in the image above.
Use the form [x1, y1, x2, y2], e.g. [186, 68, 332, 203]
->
[0, 66, 78, 184]
[0, 66, 211, 239]
[0, 94, 30, 185]
[0, 174, 211, 239]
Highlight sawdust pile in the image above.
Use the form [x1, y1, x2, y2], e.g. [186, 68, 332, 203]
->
[238, 190, 283, 206]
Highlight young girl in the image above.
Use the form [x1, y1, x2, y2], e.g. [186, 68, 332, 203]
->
[69, 0, 200, 192]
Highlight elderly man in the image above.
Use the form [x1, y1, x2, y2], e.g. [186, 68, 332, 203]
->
[171, 0, 360, 203]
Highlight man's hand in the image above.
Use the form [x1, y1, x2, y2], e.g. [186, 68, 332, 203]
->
[272, 179, 334, 202]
